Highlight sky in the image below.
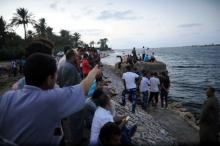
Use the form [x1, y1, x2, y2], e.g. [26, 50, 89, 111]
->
[0, 0, 220, 49]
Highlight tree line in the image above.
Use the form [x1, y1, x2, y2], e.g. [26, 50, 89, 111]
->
[0, 7, 111, 61]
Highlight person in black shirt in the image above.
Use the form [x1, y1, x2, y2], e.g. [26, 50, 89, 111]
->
[160, 72, 170, 108]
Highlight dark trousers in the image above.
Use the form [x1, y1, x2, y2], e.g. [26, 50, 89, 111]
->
[141, 91, 148, 109]
[148, 92, 159, 106]
[142, 54, 145, 60]
[121, 126, 134, 146]
[160, 89, 168, 108]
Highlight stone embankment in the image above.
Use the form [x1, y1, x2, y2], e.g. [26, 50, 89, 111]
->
[102, 64, 199, 146]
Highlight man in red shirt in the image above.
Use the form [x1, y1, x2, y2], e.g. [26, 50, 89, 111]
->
[82, 53, 91, 78]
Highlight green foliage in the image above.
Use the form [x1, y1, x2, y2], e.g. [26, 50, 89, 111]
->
[0, 7, 111, 60]
[10, 8, 36, 39]
[98, 38, 111, 51]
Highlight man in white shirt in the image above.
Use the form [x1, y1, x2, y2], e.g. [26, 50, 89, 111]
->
[121, 66, 139, 113]
[57, 46, 72, 70]
[90, 90, 137, 146]
[140, 71, 150, 110]
[149, 72, 160, 107]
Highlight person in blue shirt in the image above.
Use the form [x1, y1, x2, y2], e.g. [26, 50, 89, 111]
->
[0, 53, 100, 146]
[144, 54, 150, 62]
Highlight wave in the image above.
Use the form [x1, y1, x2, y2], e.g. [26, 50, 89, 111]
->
[172, 65, 203, 69]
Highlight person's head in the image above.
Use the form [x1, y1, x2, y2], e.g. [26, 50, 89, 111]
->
[25, 38, 54, 58]
[206, 86, 215, 98]
[144, 71, 149, 77]
[63, 46, 72, 55]
[83, 53, 88, 59]
[24, 53, 57, 90]
[161, 72, 167, 77]
[99, 122, 121, 146]
[154, 72, 158, 77]
[65, 49, 77, 65]
[93, 89, 111, 109]
[126, 66, 131, 72]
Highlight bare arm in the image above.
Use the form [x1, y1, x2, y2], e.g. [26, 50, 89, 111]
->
[81, 65, 101, 95]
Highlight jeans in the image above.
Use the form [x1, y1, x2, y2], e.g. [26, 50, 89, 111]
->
[122, 88, 137, 113]
[130, 88, 137, 113]
[141, 91, 148, 109]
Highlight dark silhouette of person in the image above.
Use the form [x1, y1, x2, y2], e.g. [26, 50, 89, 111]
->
[200, 87, 219, 146]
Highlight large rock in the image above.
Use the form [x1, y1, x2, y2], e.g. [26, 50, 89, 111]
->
[115, 61, 167, 75]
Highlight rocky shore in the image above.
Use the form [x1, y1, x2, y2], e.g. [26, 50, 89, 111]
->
[102, 64, 199, 146]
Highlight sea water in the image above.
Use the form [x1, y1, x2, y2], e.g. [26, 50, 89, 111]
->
[102, 46, 220, 116]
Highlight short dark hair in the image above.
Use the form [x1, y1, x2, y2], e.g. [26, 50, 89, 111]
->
[25, 38, 54, 58]
[83, 53, 88, 59]
[208, 86, 215, 94]
[126, 66, 131, 71]
[99, 122, 121, 144]
[64, 46, 72, 54]
[92, 89, 110, 107]
[24, 53, 57, 87]
[65, 49, 75, 60]
[92, 88, 104, 100]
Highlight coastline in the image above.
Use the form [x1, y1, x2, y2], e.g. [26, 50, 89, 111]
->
[100, 50, 200, 130]
[102, 64, 199, 145]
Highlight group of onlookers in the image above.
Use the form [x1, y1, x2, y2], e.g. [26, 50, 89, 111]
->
[8, 58, 25, 77]
[120, 65, 170, 113]
[0, 38, 137, 146]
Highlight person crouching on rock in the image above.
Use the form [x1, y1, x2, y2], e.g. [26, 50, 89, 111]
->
[90, 91, 137, 146]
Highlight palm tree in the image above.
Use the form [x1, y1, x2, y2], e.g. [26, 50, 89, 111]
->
[10, 8, 35, 39]
[46, 26, 53, 38]
[34, 18, 47, 38]
[60, 29, 70, 38]
[89, 41, 95, 47]
[73, 32, 81, 47]
[98, 38, 108, 49]
[0, 16, 11, 48]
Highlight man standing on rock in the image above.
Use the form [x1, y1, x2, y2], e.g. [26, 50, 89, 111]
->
[140, 71, 150, 110]
[200, 86, 219, 145]
[160, 72, 170, 108]
[121, 66, 139, 113]
[148, 72, 160, 107]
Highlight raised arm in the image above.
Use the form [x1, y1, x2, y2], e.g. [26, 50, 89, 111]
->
[81, 65, 101, 94]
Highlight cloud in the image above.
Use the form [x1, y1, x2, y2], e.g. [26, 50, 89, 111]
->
[73, 29, 103, 36]
[49, 1, 59, 10]
[84, 9, 94, 15]
[178, 23, 202, 28]
[97, 10, 140, 20]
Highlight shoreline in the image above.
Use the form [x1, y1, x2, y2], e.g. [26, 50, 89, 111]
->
[104, 64, 199, 129]
[102, 64, 199, 145]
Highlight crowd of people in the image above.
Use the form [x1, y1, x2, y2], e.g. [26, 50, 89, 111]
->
[120, 65, 170, 113]
[0, 38, 219, 146]
[0, 38, 138, 146]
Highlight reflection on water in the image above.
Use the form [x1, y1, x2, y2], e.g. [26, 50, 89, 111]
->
[102, 46, 220, 114]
